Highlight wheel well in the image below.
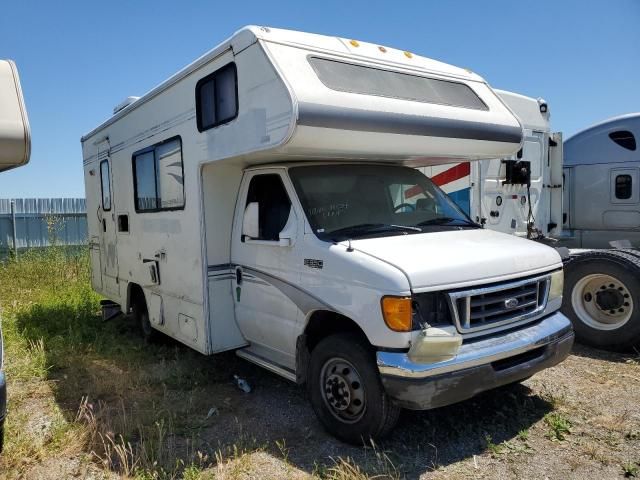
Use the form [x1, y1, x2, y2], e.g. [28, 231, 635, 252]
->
[126, 283, 146, 314]
[296, 310, 370, 385]
[304, 311, 369, 351]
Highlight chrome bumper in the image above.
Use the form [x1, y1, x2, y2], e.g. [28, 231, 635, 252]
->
[377, 311, 574, 410]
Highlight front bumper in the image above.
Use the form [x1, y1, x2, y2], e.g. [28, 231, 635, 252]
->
[377, 311, 574, 410]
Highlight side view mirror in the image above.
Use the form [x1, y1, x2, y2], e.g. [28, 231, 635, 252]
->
[242, 202, 259, 239]
[0, 60, 31, 172]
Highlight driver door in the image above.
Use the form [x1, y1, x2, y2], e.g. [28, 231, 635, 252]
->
[231, 170, 303, 369]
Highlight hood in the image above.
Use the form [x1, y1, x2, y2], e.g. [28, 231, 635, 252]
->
[349, 229, 561, 291]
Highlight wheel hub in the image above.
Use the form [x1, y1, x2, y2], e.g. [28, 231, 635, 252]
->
[320, 358, 366, 423]
[595, 288, 625, 312]
[572, 273, 633, 330]
[325, 374, 351, 410]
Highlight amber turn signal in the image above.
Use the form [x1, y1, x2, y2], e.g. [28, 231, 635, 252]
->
[381, 296, 412, 332]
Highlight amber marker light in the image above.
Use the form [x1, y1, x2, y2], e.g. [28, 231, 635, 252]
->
[349, 40, 360, 47]
[381, 296, 412, 332]
[404, 51, 413, 58]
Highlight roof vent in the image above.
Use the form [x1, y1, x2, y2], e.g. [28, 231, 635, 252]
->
[113, 96, 140, 115]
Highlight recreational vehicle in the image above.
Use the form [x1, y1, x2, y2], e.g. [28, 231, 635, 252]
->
[429, 95, 640, 351]
[0, 58, 32, 451]
[82, 26, 573, 443]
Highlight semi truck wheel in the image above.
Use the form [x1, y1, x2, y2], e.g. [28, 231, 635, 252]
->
[562, 250, 640, 351]
[307, 333, 400, 444]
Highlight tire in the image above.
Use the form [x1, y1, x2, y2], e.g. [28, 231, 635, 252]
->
[0, 420, 4, 453]
[132, 295, 160, 343]
[562, 250, 640, 351]
[307, 333, 401, 445]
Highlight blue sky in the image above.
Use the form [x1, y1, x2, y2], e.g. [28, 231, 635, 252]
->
[1, 0, 638, 198]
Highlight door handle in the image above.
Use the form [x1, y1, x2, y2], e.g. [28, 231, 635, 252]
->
[235, 267, 243, 285]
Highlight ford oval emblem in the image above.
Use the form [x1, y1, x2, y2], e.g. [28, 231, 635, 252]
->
[504, 298, 519, 309]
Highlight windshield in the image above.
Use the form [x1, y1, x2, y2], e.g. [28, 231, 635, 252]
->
[289, 164, 477, 241]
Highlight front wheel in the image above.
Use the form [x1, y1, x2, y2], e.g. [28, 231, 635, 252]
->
[307, 333, 400, 444]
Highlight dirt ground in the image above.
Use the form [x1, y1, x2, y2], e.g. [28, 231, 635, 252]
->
[8, 325, 639, 480]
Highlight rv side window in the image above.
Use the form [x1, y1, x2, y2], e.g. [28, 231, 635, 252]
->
[196, 63, 238, 132]
[609, 131, 636, 151]
[100, 160, 111, 211]
[132, 137, 185, 212]
[615, 174, 632, 200]
[308, 57, 487, 111]
[245, 174, 291, 241]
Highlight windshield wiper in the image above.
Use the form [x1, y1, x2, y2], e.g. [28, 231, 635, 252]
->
[329, 223, 421, 240]
[417, 217, 480, 228]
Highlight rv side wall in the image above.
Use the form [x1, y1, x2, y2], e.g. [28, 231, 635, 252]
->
[82, 40, 296, 354]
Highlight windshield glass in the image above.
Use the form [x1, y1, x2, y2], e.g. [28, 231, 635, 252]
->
[289, 164, 477, 241]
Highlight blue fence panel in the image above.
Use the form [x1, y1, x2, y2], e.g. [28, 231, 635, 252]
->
[0, 198, 87, 251]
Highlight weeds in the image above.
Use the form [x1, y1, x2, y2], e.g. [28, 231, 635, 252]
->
[622, 461, 640, 478]
[545, 412, 572, 441]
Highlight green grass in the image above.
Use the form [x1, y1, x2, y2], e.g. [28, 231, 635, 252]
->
[2, 248, 387, 479]
[0, 247, 210, 478]
[544, 412, 572, 441]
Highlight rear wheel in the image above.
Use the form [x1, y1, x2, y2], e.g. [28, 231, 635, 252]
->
[307, 333, 400, 444]
[562, 250, 640, 351]
[132, 294, 159, 343]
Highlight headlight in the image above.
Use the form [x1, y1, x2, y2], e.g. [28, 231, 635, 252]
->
[549, 270, 564, 301]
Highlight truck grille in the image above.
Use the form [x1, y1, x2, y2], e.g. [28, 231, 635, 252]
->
[448, 274, 551, 335]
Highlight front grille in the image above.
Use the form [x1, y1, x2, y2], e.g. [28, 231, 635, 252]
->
[448, 274, 551, 335]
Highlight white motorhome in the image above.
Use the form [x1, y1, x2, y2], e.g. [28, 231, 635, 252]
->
[81, 26, 572, 443]
[435, 95, 640, 351]
[0, 58, 32, 451]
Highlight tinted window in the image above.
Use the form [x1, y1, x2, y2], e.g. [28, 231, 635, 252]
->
[196, 63, 238, 131]
[133, 137, 185, 212]
[309, 57, 487, 111]
[100, 160, 111, 211]
[615, 174, 632, 200]
[245, 174, 291, 241]
[609, 131, 636, 151]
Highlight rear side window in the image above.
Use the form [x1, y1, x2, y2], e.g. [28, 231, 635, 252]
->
[615, 174, 632, 200]
[609, 130, 636, 151]
[100, 160, 111, 211]
[309, 57, 487, 111]
[196, 63, 238, 132]
[132, 137, 185, 212]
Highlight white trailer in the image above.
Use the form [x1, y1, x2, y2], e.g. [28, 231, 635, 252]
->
[438, 94, 640, 351]
[0, 58, 32, 451]
[82, 26, 572, 443]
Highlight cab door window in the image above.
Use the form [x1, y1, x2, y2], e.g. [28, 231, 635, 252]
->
[245, 174, 291, 241]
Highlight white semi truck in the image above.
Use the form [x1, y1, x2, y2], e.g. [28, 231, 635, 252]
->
[425, 96, 640, 351]
[0, 58, 32, 451]
[81, 26, 572, 443]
